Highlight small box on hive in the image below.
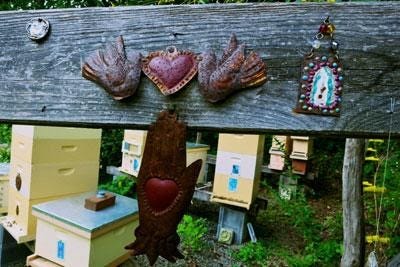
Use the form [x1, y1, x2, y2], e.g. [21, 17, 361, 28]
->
[28, 192, 139, 267]
[289, 136, 313, 175]
[211, 134, 265, 210]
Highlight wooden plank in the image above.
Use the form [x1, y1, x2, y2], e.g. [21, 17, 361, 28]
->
[0, 3, 399, 136]
[341, 138, 365, 267]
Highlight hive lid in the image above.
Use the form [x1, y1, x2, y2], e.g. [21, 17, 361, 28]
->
[186, 142, 210, 149]
[32, 192, 138, 233]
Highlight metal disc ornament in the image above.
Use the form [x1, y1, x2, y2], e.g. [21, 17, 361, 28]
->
[26, 17, 50, 41]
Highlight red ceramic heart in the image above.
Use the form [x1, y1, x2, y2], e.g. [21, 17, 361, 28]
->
[144, 177, 179, 212]
[142, 47, 198, 95]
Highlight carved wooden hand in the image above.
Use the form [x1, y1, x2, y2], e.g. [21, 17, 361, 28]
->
[125, 111, 202, 265]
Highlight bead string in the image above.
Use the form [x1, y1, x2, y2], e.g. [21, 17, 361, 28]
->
[306, 16, 339, 60]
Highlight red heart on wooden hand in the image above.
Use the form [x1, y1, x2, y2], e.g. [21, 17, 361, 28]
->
[142, 47, 198, 95]
[144, 178, 179, 212]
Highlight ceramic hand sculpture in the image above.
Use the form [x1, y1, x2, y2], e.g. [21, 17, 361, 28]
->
[125, 111, 202, 265]
[82, 36, 142, 100]
[198, 34, 267, 103]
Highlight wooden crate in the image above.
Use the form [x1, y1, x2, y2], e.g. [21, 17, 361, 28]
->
[11, 133, 101, 165]
[31, 192, 139, 267]
[9, 157, 99, 200]
[186, 142, 210, 183]
[290, 136, 313, 160]
[1, 188, 79, 243]
[212, 134, 264, 209]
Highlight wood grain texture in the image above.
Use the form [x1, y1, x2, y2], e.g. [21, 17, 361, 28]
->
[0, 3, 399, 136]
[341, 138, 365, 267]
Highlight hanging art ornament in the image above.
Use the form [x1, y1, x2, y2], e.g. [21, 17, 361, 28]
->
[142, 46, 198, 96]
[294, 17, 343, 116]
[198, 33, 267, 103]
[125, 110, 202, 265]
[82, 36, 142, 100]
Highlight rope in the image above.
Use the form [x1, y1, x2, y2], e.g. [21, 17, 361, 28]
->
[374, 98, 395, 251]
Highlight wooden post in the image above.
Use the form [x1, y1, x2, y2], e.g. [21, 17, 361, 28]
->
[341, 138, 365, 267]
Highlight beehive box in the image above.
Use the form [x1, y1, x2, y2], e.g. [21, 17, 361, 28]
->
[211, 134, 265, 209]
[290, 136, 313, 160]
[9, 157, 99, 200]
[268, 135, 291, 171]
[2, 188, 80, 243]
[186, 142, 210, 183]
[120, 152, 141, 176]
[292, 159, 307, 175]
[11, 126, 101, 164]
[0, 163, 10, 214]
[29, 192, 139, 267]
[123, 130, 147, 149]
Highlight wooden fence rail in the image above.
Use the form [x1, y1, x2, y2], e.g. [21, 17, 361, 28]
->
[0, 3, 399, 137]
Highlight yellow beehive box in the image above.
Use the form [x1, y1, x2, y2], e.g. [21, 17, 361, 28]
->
[0, 175, 9, 214]
[11, 133, 101, 165]
[120, 152, 141, 177]
[1, 188, 79, 243]
[9, 157, 99, 200]
[121, 140, 145, 157]
[290, 136, 313, 160]
[211, 134, 264, 209]
[30, 192, 139, 267]
[217, 134, 265, 156]
[12, 125, 101, 140]
[0, 163, 9, 214]
[123, 130, 147, 147]
[186, 142, 210, 183]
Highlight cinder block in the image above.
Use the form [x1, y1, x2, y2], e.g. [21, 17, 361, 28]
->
[217, 205, 247, 244]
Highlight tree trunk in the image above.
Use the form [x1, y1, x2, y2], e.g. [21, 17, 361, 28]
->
[341, 138, 365, 267]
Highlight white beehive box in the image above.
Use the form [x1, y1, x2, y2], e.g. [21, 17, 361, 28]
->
[28, 192, 139, 267]
[211, 134, 265, 209]
[120, 152, 141, 177]
[268, 135, 290, 171]
[290, 136, 313, 160]
[0, 163, 10, 214]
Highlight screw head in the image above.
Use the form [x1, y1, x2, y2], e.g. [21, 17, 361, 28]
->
[26, 17, 50, 41]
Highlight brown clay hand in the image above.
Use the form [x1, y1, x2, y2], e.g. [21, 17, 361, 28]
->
[125, 110, 202, 265]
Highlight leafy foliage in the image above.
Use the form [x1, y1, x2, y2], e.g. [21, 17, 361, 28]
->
[177, 215, 208, 254]
[233, 242, 268, 267]
[0, 124, 11, 162]
[99, 128, 124, 179]
[98, 174, 136, 197]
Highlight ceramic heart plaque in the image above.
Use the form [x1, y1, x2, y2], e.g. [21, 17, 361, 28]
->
[142, 46, 198, 95]
[144, 177, 179, 212]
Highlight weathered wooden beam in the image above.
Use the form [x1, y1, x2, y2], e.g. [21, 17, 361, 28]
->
[341, 138, 365, 267]
[0, 3, 399, 137]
